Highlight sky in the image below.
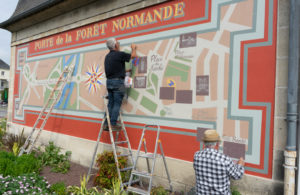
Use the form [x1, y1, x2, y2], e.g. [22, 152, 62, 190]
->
[0, 0, 18, 65]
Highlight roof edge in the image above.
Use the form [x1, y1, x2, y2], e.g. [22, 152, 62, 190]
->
[0, 0, 63, 31]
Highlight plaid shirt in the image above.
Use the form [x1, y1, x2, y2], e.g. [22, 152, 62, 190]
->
[193, 148, 244, 195]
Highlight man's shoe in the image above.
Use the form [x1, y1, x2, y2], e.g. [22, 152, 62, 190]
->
[111, 124, 122, 131]
[103, 124, 109, 131]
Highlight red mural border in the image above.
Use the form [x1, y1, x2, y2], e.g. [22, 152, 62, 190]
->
[12, 0, 277, 178]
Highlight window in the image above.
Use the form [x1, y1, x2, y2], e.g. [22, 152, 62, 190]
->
[1, 71, 4, 76]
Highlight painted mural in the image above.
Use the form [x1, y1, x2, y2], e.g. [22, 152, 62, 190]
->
[13, 0, 277, 178]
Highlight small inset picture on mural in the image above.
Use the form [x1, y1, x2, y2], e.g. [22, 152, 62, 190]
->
[196, 75, 209, 96]
[179, 32, 197, 48]
[197, 127, 207, 142]
[160, 87, 175, 100]
[167, 79, 176, 87]
[138, 56, 147, 74]
[223, 141, 246, 159]
[176, 90, 192, 104]
[85, 64, 104, 93]
[134, 76, 147, 88]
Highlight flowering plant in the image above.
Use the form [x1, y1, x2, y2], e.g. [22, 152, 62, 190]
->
[0, 173, 51, 194]
[93, 151, 129, 189]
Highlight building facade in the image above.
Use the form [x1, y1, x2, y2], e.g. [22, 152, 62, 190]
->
[0, 0, 294, 194]
[0, 59, 10, 91]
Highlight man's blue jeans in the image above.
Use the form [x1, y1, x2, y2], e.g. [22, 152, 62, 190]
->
[105, 79, 125, 126]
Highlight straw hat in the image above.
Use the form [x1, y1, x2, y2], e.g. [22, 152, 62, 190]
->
[203, 129, 221, 142]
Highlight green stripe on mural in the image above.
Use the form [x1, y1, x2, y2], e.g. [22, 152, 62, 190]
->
[169, 60, 190, 71]
[140, 96, 157, 113]
[128, 88, 139, 101]
[151, 73, 158, 92]
[50, 71, 60, 79]
[146, 88, 155, 96]
[165, 66, 188, 82]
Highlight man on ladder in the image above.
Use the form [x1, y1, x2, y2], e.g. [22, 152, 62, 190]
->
[86, 38, 139, 185]
[104, 38, 137, 131]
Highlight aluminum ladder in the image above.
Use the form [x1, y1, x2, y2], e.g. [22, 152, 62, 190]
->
[18, 65, 75, 156]
[87, 96, 138, 188]
[127, 125, 173, 195]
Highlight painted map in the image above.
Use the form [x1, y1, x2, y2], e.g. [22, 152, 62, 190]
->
[13, 0, 277, 178]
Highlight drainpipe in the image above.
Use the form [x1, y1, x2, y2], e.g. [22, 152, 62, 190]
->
[285, 0, 300, 194]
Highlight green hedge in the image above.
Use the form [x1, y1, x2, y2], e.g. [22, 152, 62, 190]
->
[0, 151, 42, 176]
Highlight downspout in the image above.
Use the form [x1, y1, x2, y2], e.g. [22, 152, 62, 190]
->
[285, 0, 300, 194]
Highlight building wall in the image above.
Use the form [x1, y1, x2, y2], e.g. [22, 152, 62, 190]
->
[0, 69, 10, 81]
[6, 0, 289, 193]
[0, 69, 10, 91]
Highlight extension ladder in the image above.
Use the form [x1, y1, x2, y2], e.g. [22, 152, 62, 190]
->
[87, 96, 138, 187]
[19, 65, 75, 156]
[127, 125, 173, 195]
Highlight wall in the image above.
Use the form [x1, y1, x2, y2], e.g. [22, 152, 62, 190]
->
[6, 0, 286, 193]
[0, 69, 9, 90]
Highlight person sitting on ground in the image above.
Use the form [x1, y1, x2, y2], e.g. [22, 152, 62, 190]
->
[103, 38, 137, 131]
[193, 129, 244, 194]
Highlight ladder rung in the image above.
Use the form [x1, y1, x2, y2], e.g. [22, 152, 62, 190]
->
[120, 166, 133, 172]
[131, 170, 151, 178]
[123, 178, 140, 186]
[139, 153, 155, 159]
[127, 186, 148, 195]
[117, 153, 131, 157]
[114, 140, 128, 145]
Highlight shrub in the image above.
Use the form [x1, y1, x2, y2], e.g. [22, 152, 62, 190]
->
[231, 187, 242, 195]
[67, 175, 100, 195]
[0, 118, 7, 130]
[0, 118, 6, 143]
[50, 181, 67, 195]
[0, 173, 51, 194]
[103, 179, 126, 195]
[38, 141, 72, 173]
[0, 151, 41, 176]
[151, 186, 169, 195]
[2, 128, 26, 152]
[94, 151, 129, 189]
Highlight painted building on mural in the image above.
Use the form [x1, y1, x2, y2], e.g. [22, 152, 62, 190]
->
[0, 0, 290, 194]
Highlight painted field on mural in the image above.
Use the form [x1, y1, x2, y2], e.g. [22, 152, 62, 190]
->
[13, 0, 277, 178]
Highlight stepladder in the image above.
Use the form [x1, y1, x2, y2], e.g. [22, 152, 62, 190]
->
[87, 96, 139, 188]
[18, 65, 75, 156]
[127, 125, 173, 195]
